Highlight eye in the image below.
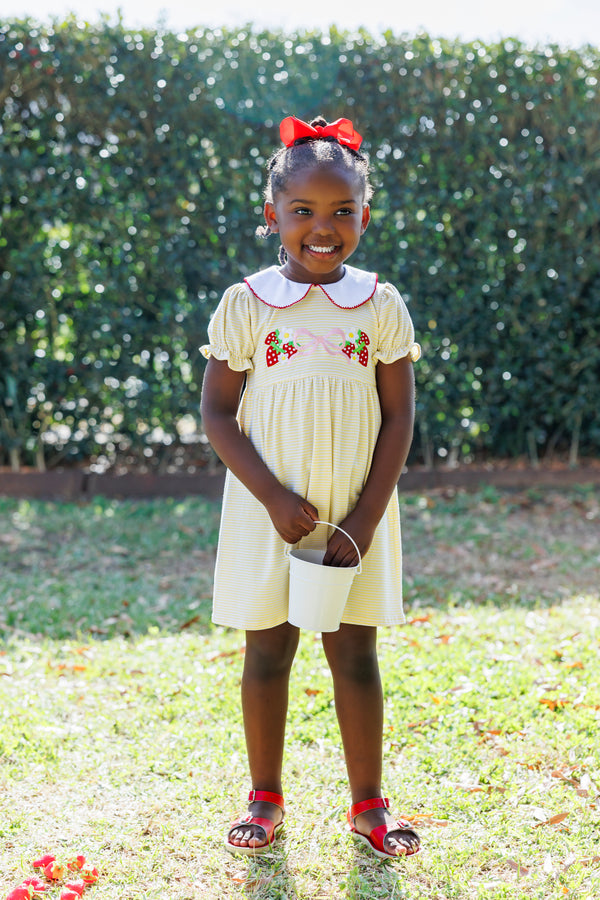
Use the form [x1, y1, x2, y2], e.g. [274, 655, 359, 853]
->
[292, 207, 312, 215]
[335, 208, 354, 216]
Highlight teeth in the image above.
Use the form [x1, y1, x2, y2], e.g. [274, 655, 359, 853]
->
[308, 245, 335, 253]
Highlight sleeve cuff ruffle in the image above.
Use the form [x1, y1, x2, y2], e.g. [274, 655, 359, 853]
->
[374, 342, 421, 365]
[200, 344, 254, 372]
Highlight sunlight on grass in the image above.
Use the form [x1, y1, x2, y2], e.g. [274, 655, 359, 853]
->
[1, 489, 599, 898]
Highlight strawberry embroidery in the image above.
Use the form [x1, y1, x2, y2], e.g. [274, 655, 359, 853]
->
[266, 344, 279, 367]
[340, 330, 370, 366]
[357, 330, 370, 366]
[265, 327, 299, 366]
[282, 342, 298, 359]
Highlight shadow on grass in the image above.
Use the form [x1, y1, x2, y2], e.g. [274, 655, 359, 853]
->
[1, 486, 598, 642]
[344, 846, 413, 899]
[233, 851, 299, 899]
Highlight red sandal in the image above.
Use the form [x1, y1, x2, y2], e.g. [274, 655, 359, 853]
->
[225, 790, 285, 856]
[347, 797, 420, 859]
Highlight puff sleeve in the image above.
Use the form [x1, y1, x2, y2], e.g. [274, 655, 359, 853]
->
[200, 283, 256, 372]
[373, 282, 421, 364]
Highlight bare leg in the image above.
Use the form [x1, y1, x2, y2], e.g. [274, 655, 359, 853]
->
[322, 624, 419, 855]
[228, 622, 299, 850]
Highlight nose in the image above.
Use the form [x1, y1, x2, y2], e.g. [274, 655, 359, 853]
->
[312, 214, 336, 235]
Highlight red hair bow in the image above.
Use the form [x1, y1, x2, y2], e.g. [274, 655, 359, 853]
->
[280, 116, 363, 151]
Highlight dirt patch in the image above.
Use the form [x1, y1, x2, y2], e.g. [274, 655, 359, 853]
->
[402, 487, 600, 606]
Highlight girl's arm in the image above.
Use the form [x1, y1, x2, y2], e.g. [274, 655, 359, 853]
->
[323, 354, 415, 566]
[200, 357, 318, 543]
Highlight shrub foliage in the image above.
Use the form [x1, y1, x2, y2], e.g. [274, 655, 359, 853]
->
[1, 19, 599, 469]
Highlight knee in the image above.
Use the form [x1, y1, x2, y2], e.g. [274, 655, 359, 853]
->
[335, 648, 379, 685]
[244, 625, 299, 680]
[324, 628, 380, 685]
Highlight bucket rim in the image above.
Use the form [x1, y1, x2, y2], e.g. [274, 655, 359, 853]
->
[285, 520, 362, 575]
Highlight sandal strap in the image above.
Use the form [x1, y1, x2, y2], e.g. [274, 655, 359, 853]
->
[349, 796, 390, 821]
[248, 789, 285, 811]
[234, 814, 276, 840]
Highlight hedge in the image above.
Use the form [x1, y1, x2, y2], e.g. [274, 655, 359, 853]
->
[1, 19, 599, 470]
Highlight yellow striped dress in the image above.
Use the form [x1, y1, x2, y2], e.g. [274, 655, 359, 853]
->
[201, 265, 420, 631]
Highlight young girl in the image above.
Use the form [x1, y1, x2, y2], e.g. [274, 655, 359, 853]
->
[200, 115, 421, 859]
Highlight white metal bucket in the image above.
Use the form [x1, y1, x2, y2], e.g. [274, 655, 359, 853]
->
[286, 521, 362, 632]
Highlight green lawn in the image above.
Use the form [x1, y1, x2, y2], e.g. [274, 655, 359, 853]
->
[0, 486, 599, 899]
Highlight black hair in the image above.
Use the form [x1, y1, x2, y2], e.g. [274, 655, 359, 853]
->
[264, 116, 373, 204]
[257, 116, 373, 262]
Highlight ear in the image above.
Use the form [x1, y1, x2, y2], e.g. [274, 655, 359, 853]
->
[263, 201, 279, 234]
[360, 204, 370, 234]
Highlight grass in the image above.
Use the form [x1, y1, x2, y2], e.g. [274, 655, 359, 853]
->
[0, 485, 599, 899]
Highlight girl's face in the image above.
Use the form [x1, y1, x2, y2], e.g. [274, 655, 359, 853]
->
[264, 163, 370, 284]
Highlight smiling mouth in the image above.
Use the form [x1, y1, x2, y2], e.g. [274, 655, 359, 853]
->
[306, 245, 337, 254]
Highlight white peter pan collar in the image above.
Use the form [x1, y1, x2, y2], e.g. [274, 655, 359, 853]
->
[244, 265, 378, 310]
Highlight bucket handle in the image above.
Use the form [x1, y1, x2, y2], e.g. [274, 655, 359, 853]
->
[285, 520, 362, 575]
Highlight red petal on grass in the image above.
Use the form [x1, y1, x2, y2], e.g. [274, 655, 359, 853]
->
[63, 882, 85, 897]
[304, 688, 322, 696]
[80, 864, 99, 884]
[6, 886, 34, 900]
[32, 857, 55, 869]
[66, 857, 86, 871]
[21, 878, 47, 894]
[43, 862, 66, 880]
[408, 615, 431, 625]
[60, 892, 80, 900]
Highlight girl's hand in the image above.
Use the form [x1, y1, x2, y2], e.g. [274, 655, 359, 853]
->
[265, 488, 319, 544]
[322, 510, 377, 568]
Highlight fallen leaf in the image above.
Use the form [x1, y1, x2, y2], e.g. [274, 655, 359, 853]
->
[404, 814, 448, 827]
[579, 855, 600, 867]
[179, 615, 201, 630]
[407, 717, 437, 730]
[507, 858, 531, 875]
[534, 811, 569, 828]
[539, 697, 570, 711]
[207, 647, 245, 662]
